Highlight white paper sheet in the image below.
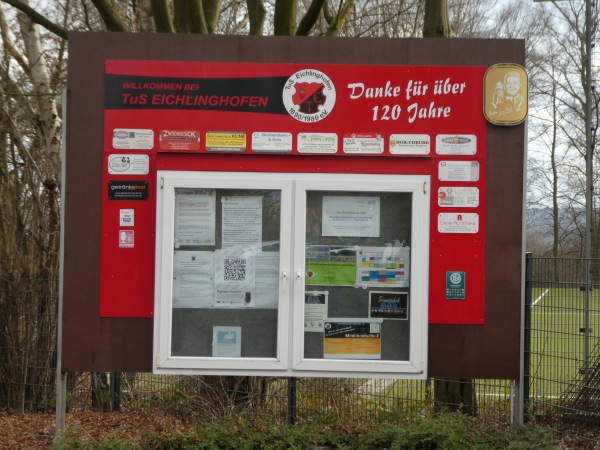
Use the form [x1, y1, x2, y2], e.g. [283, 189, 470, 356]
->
[322, 196, 380, 237]
[172, 251, 214, 308]
[174, 189, 216, 246]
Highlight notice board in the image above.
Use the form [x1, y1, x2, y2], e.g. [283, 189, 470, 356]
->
[63, 33, 525, 379]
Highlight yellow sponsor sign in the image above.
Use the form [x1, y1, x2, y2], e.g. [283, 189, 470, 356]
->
[205, 131, 247, 151]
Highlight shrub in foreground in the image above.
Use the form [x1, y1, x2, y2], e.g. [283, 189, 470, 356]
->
[54, 412, 562, 449]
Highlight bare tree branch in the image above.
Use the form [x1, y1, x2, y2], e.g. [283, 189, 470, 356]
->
[1, 0, 68, 39]
[90, 0, 129, 32]
[297, 0, 326, 36]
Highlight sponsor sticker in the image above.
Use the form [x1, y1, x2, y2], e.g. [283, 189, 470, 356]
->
[389, 134, 430, 155]
[119, 230, 134, 248]
[107, 154, 149, 175]
[119, 209, 134, 226]
[251, 132, 292, 153]
[438, 161, 480, 182]
[159, 130, 200, 151]
[437, 187, 479, 207]
[436, 134, 477, 155]
[108, 181, 149, 200]
[205, 131, 246, 152]
[297, 133, 338, 154]
[343, 133, 384, 154]
[112, 128, 154, 149]
[438, 213, 479, 233]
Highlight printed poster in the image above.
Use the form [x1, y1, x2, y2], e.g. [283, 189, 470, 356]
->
[212, 326, 242, 357]
[222, 196, 263, 248]
[172, 251, 214, 308]
[322, 196, 380, 237]
[357, 246, 410, 287]
[304, 291, 328, 332]
[213, 248, 256, 308]
[174, 189, 216, 246]
[323, 320, 382, 359]
[254, 251, 280, 309]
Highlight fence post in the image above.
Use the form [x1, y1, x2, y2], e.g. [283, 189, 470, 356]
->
[287, 377, 297, 425]
[522, 252, 533, 423]
[110, 372, 121, 411]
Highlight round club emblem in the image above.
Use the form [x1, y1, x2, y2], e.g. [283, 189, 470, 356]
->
[282, 69, 336, 123]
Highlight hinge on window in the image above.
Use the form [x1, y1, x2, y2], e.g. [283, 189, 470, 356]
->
[160, 177, 164, 189]
[423, 182, 427, 194]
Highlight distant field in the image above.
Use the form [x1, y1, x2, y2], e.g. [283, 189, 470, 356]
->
[529, 287, 600, 399]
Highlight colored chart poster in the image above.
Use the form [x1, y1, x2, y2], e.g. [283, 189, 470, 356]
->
[323, 321, 382, 359]
[357, 246, 410, 287]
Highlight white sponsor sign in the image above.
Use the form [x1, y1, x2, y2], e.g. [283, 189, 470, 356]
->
[251, 132, 292, 153]
[437, 187, 479, 207]
[436, 134, 477, 155]
[297, 133, 338, 153]
[343, 133, 384, 154]
[112, 128, 154, 149]
[119, 209, 134, 226]
[107, 154, 149, 175]
[438, 161, 479, 182]
[389, 134, 430, 155]
[438, 213, 479, 233]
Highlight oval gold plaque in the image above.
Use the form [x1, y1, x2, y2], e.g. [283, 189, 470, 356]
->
[484, 63, 528, 126]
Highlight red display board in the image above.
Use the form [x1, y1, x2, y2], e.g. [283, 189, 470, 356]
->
[101, 60, 487, 324]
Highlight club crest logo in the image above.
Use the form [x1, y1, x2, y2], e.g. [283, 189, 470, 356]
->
[283, 69, 336, 122]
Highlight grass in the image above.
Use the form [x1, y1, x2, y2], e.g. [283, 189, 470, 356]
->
[529, 287, 600, 397]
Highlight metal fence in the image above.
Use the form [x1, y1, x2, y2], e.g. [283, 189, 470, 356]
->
[525, 256, 600, 428]
[1, 256, 599, 441]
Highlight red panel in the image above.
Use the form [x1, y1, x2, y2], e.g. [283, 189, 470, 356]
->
[428, 138, 487, 324]
[101, 60, 488, 323]
[100, 154, 156, 317]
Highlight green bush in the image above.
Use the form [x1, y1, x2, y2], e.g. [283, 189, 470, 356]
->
[53, 412, 562, 450]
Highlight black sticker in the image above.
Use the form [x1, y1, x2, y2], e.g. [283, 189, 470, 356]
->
[369, 291, 409, 320]
[108, 180, 148, 200]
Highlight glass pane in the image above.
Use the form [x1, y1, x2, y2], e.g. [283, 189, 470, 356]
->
[304, 191, 412, 361]
[170, 188, 281, 358]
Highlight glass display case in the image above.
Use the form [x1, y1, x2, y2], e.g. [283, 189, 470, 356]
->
[154, 171, 429, 377]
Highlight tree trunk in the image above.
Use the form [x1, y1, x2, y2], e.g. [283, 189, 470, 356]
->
[247, 0, 266, 35]
[433, 379, 478, 415]
[274, 0, 297, 36]
[422, 0, 450, 37]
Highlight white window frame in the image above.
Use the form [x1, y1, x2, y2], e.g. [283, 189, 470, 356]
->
[291, 174, 429, 377]
[154, 171, 429, 378]
[154, 171, 293, 373]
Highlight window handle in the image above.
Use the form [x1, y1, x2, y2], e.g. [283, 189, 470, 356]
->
[296, 271, 303, 293]
[282, 271, 288, 293]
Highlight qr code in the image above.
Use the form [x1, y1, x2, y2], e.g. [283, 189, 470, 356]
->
[224, 258, 246, 281]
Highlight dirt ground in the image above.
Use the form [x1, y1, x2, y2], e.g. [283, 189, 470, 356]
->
[0, 409, 158, 449]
